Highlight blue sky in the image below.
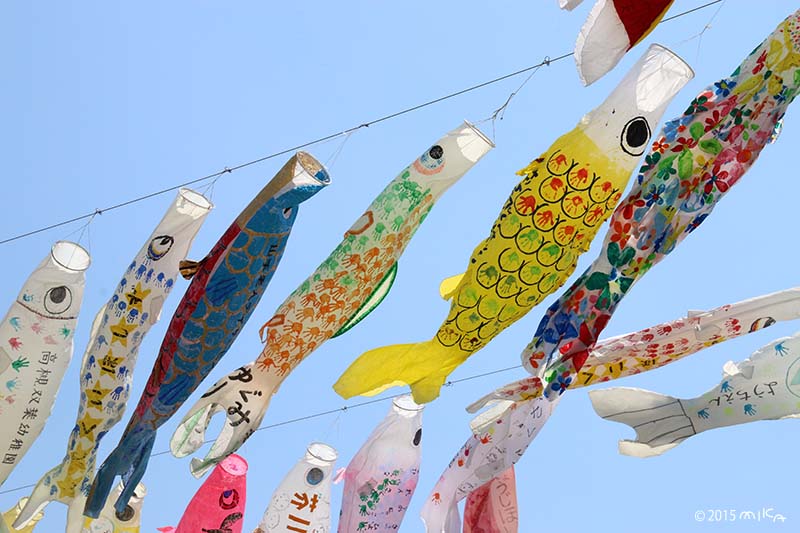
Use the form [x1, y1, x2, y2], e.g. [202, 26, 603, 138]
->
[2, 1, 799, 531]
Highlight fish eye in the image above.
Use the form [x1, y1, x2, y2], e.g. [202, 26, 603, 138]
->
[115, 505, 135, 522]
[44, 285, 73, 315]
[282, 207, 293, 219]
[413, 144, 446, 175]
[306, 467, 324, 486]
[413, 428, 422, 446]
[147, 235, 174, 261]
[620, 116, 651, 156]
[219, 488, 240, 509]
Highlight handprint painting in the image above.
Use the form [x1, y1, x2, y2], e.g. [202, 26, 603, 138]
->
[157, 455, 246, 533]
[524, 8, 800, 398]
[85, 152, 329, 517]
[335, 43, 692, 404]
[170, 123, 493, 476]
[591, 332, 800, 456]
[254, 443, 336, 533]
[14, 189, 211, 533]
[338, 395, 424, 533]
[0, 241, 90, 487]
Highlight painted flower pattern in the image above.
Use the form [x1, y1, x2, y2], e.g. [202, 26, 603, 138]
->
[521, 10, 800, 397]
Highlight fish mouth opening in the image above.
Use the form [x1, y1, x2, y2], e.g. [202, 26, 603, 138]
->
[219, 453, 248, 476]
[178, 188, 214, 212]
[51, 241, 91, 272]
[307, 442, 338, 463]
[393, 394, 425, 414]
[462, 120, 496, 152]
[296, 151, 331, 185]
[634, 43, 694, 113]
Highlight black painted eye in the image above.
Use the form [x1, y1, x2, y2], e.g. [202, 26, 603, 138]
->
[147, 235, 174, 261]
[306, 467, 324, 485]
[283, 207, 293, 219]
[413, 428, 422, 446]
[115, 505, 135, 522]
[44, 286, 72, 315]
[219, 488, 240, 510]
[620, 116, 651, 156]
[429, 145, 444, 159]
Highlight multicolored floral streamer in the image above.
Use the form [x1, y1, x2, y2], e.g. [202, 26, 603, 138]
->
[524, 9, 800, 400]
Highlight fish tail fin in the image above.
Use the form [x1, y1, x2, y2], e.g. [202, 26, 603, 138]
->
[170, 364, 271, 478]
[13, 463, 66, 529]
[333, 340, 457, 404]
[178, 258, 205, 279]
[84, 432, 155, 518]
[589, 388, 695, 457]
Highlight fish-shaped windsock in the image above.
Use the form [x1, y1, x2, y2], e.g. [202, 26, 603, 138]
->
[3, 498, 44, 533]
[81, 483, 146, 533]
[170, 123, 493, 476]
[471, 286, 800, 409]
[463, 467, 518, 533]
[575, 0, 674, 85]
[338, 395, 423, 533]
[157, 454, 247, 533]
[14, 189, 211, 533]
[0, 241, 90, 487]
[524, 9, 800, 400]
[591, 332, 800, 457]
[85, 152, 330, 517]
[254, 443, 336, 533]
[335, 44, 692, 404]
[420, 397, 557, 533]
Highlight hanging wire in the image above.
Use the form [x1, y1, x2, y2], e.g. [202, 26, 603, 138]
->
[0, 0, 723, 247]
[0, 364, 523, 496]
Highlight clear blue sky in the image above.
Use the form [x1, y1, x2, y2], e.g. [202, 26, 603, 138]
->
[2, 1, 799, 531]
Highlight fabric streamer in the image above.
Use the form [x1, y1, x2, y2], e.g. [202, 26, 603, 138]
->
[81, 483, 146, 533]
[14, 189, 212, 533]
[463, 467, 518, 533]
[427, 284, 800, 529]
[522, 9, 800, 401]
[338, 395, 423, 533]
[254, 443, 337, 533]
[0, 241, 90, 487]
[474, 286, 800, 407]
[420, 396, 557, 532]
[591, 332, 800, 456]
[559, 0, 584, 11]
[170, 123, 493, 476]
[84, 152, 330, 517]
[335, 43, 692, 404]
[574, 0, 674, 85]
[157, 455, 247, 533]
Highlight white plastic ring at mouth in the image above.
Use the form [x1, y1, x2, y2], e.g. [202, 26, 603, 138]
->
[51, 241, 91, 272]
[307, 442, 338, 463]
[393, 394, 424, 413]
[178, 188, 214, 211]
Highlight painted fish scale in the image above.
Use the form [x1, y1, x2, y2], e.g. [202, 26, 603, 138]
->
[85, 152, 329, 517]
[436, 128, 624, 356]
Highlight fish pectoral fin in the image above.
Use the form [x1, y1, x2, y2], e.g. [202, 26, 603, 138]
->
[149, 295, 165, 325]
[178, 258, 206, 280]
[333, 262, 398, 338]
[439, 273, 465, 300]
